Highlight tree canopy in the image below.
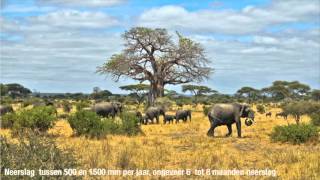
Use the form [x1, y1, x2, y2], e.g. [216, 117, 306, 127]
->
[97, 27, 213, 105]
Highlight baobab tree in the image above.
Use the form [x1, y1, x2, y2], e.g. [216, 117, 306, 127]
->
[97, 27, 213, 105]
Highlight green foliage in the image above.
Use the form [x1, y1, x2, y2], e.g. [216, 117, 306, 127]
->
[75, 100, 91, 111]
[10, 106, 57, 133]
[236, 86, 259, 102]
[119, 112, 142, 136]
[68, 110, 142, 138]
[270, 124, 319, 144]
[0, 83, 31, 98]
[0, 96, 13, 104]
[1, 112, 15, 129]
[22, 97, 43, 107]
[256, 104, 266, 114]
[0, 83, 8, 96]
[1, 132, 78, 179]
[203, 105, 212, 116]
[175, 97, 192, 107]
[68, 110, 109, 138]
[61, 100, 72, 113]
[91, 90, 112, 100]
[311, 89, 320, 101]
[120, 84, 149, 105]
[282, 101, 320, 124]
[310, 113, 320, 126]
[155, 97, 174, 110]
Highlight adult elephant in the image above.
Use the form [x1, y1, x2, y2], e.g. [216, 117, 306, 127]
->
[0, 105, 14, 116]
[175, 110, 191, 123]
[145, 106, 166, 124]
[92, 102, 122, 118]
[207, 103, 255, 138]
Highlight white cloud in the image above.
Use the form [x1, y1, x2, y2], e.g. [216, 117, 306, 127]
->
[27, 10, 120, 29]
[37, 0, 126, 7]
[253, 36, 279, 45]
[138, 0, 320, 34]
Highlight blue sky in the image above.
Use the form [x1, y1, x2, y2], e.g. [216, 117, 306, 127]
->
[1, 0, 319, 94]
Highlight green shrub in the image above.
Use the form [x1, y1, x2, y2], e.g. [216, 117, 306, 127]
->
[1, 112, 15, 129]
[75, 100, 91, 111]
[22, 97, 42, 107]
[310, 113, 320, 126]
[68, 110, 141, 138]
[61, 100, 72, 113]
[203, 105, 212, 116]
[10, 106, 56, 133]
[68, 110, 109, 138]
[155, 97, 174, 110]
[1, 132, 79, 179]
[256, 104, 265, 114]
[119, 112, 141, 136]
[270, 124, 319, 144]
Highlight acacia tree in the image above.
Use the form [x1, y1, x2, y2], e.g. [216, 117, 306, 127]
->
[182, 84, 216, 104]
[236, 86, 259, 103]
[97, 27, 212, 105]
[119, 84, 149, 106]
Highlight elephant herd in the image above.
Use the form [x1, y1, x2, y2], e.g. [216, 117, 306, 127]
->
[0, 102, 256, 138]
[90, 102, 256, 138]
[89, 103, 193, 125]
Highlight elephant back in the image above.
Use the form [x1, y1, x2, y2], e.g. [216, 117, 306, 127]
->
[209, 104, 235, 117]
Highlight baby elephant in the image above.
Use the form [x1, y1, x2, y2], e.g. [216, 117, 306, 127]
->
[164, 115, 175, 124]
[265, 112, 272, 117]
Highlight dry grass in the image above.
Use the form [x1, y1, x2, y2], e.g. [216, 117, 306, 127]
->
[1, 105, 319, 180]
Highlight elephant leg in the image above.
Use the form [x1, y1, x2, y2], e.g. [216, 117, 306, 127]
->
[226, 124, 232, 137]
[236, 120, 241, 138]
[207, 121, 218, 137]
[156, 116, 159, 124]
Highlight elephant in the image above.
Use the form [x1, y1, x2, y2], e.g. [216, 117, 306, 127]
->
[145, 106, 166, 124]
[164, 115, 175, 124]
[207, 103, 255, 138]
[175, 110, 191, 123]
[276, 112, 288, 120]
[92, 102, 122, 118]
[266, 112, 272, 117]
[0, 105, 14, 116]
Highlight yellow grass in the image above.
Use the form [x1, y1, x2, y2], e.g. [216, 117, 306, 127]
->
[1, 106, 320, 180]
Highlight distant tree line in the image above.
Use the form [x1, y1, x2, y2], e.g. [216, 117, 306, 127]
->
[1, 80, 319, 106]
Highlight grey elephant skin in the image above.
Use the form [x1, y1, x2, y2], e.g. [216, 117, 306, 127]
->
[164, 115, 175, 124]
[175, 110, 191, 123]
[92, 102, 122, 118]
[0, 105, 14, 116]
[145, 107, 166, 124]
[207, 103, 255, 138]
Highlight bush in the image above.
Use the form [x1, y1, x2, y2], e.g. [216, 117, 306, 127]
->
[155, 97, 174, 110]
[310, 113, 320, 126]
[203, 105, 212, 116]
[68, 110, 142, 138]
[270, 124, 319, 144]
[61, 100, 72, 113]
[1, 132, 79, 179]
[68, 110, 109, 138]
[119, 112, 142, 136]
[22, 97, 42, 107]
[9, 106, 57, 133]
[75, 100, 91, 111]
[1, 112, 15, 129]
[256, 104, 265, 114]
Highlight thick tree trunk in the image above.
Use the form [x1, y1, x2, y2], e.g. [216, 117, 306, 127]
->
[147, 80, 164, 107]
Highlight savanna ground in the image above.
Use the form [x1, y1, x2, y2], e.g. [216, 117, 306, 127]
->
[1, 105, 319, 180]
